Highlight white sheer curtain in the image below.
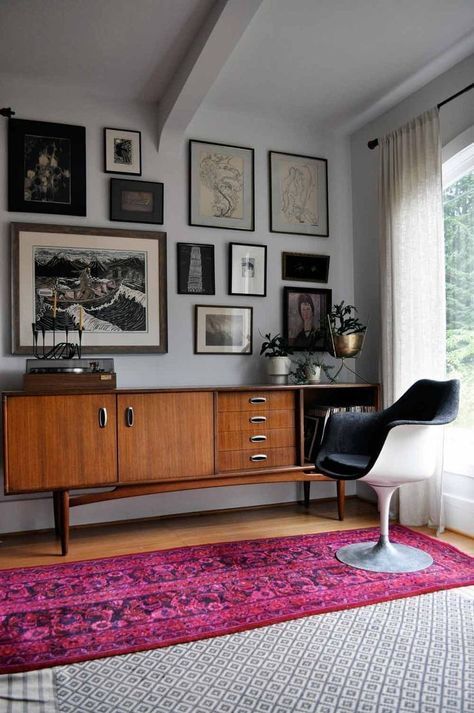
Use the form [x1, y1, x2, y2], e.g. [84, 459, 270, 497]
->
[379, 107, 447, 528]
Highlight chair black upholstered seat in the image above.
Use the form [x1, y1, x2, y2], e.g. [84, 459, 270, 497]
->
[314, 378, 460, 573]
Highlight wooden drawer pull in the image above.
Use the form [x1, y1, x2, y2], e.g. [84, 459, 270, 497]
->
[250, 435, 267, 443]
[126, 406, 134, 427]
[249, 397, 266, 404]
[98, 407, 108, 428]
[250, 415, 266, 423]
[250, 454, 267, 462]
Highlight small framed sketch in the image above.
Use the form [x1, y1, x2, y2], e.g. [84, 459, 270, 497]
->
[177, 243, 215, 295]
[8, 118, 86, 216]
[282, 252, 329, 283]
[195, 305, 253, 354]
[284, 286, 332, 352]
[269, 151, 328, 236]
[229, 243, 267, 296]
[104, 128, 141, 175]
[110, 179, 163, 224]
[189, 140, 254, 231]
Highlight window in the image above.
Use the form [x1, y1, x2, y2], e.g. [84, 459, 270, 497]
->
[442, 133, 474, 475]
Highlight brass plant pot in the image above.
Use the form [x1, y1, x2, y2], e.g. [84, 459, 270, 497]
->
[331, 332, 365, 358]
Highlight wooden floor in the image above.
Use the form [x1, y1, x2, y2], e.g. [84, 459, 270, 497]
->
[0, 496, 472, 568]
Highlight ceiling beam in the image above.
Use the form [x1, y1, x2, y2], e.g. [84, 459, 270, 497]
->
[157, 0, 263, 144]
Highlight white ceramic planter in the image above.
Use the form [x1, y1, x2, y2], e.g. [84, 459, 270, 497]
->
[266, 356, 292, 384]
[304, 364, 321, 384]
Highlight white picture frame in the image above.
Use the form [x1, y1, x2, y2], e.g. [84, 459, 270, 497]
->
[229, 243, 267, 297]
[195, 305, 253, 354]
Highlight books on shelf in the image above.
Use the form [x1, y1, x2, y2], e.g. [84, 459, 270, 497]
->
[304, 404, 376, 463]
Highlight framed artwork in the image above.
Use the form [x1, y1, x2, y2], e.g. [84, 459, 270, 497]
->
[177, 243, 215, 295]
[229, 242, 267, 297]
[283, 286, 332, 352]
[195, 305, 253, 354]
[189, 140, 254, 231]
[104, 127, 142, 175]
[304, 416, 321, 462]
[282, 252, 330, 283]
[11, 222, 167, 354]
[269, 151, 328, 236]
[110, 179, 163, 224]
[8, 118, 86, 216]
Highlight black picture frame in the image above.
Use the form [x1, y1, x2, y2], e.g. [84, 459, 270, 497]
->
[283, 286, 332, 352]
[177, 243, 215, 295]
[189, 140, 255, 231]
[269, 150, 329, 237]
[8, 118, 86, 216]
[110, 178, 164, 224]
[195, 305, 253, 354]
[229, 242, 267, 297]
[104, 127, 142, 175]
[282, 252, 330, 283]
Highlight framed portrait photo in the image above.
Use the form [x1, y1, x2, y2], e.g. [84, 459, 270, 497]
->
[269, 151, 328, 236]
[282, 252, 330, 283]
[189, 140, 254, 231]
[177, 243, 215, 295]
[104, 127, 141, 175]
[283, 286, 332, 352]
[8, 118, 86, 216]
[110, 178, 163, 224]
[11, 222, 167, 354]
[229, 242, 267, 297]
[195, 305, 253, 354]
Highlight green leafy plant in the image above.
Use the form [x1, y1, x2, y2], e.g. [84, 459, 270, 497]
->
[290, 351, 333, 384]
[259, 332, 293, 357]
[328, 301, 367, 335]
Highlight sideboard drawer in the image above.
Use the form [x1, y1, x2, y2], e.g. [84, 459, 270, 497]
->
[218, 447, 297, 472]
[218, 409, 295, 432]
[218, 391, 295, 412]
[218, 428, 295, 452]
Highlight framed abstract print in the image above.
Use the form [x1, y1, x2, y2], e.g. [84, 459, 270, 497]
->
[8, 118, 86, 216]
[110, 179, 163, 224]
[189, 140, 254, 231]
[177, 243, 215, 295]
[104, 127, 142, 175]
[282, 252, 330, 283]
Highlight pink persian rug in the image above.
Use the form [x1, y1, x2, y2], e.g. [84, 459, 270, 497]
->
[1, 525, 473, 673]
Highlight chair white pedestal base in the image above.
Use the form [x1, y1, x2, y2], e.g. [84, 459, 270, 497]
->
[336, 537, 433, 573]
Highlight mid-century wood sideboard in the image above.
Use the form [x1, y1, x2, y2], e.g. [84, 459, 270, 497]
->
[2, 383, 380, 554]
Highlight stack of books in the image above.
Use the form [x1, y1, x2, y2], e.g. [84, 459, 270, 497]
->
[304, 404, 376, 463]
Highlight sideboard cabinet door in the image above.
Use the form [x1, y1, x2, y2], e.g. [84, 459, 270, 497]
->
[4, 394, 118, 493]
[117, 392, 214, 482]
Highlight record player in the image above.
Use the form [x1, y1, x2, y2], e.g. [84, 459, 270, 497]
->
[24, 358, 116, 392]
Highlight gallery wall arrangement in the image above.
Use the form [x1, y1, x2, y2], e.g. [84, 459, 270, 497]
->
[4, 112, 333, 363]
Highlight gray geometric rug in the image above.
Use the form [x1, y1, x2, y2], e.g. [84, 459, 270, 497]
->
[54, 589, 474, 713]
[2, 590, 473, 712]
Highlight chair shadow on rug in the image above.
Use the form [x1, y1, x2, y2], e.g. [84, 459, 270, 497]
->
[315, 378, 460, 573]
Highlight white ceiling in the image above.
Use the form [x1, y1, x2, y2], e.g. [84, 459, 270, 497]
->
[0, 0, 473, 131]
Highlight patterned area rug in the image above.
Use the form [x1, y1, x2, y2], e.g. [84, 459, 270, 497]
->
[1, 526, 473, 674]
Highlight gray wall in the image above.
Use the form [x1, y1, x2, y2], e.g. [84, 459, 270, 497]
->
[350, 53, 474, 384]
[0, 76, 357, 532]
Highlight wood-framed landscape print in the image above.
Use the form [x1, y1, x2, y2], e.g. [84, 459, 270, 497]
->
[269, 151, 328, 236]
[110, 179, 163, 224]
[189, 140, 254, 231]
[11, 223, 167, 354]
[229, 243, 267, 296]
[177, 243, 215, 295]
[8, 119, 86, 216]
[283, 286, 332, 352]
[282, 252, 330, 283]
[195, 305, 253, 354]
[104, 128, 141, 175]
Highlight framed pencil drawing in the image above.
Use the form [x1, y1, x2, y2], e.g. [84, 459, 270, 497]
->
[11, 223, 167, 354]
[177, 243, 215, 295]
[8, 118, 86, 216]
[189, 140, 254, 231]
[195, 305, 253, 354]
[269, 151, 328, 236]
[282, 252, 330, 283]
[229, 243, 267, 296]
[283, 286, 332, 351]
[104, 128, 142, 175]
[110, 179, 163, 224]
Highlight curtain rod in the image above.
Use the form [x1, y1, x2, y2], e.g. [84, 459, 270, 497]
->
[367, 82, 474, 150]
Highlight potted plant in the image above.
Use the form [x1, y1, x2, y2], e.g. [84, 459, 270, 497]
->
[328, 301, 367, 358]
[260, 333, 293, 384]
[290, 348, 333, 384]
